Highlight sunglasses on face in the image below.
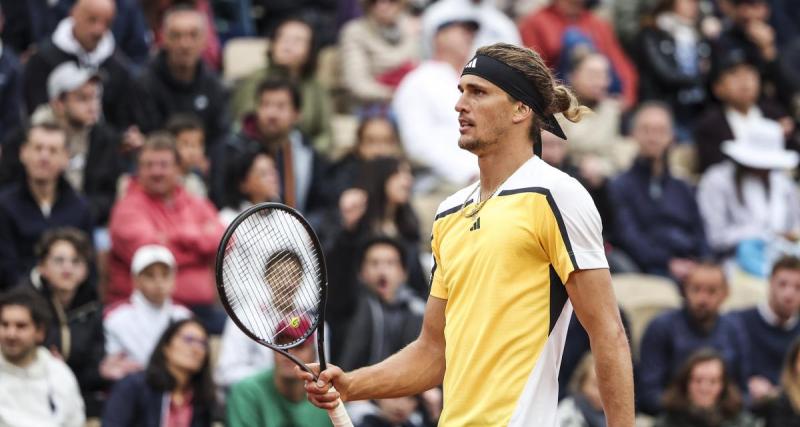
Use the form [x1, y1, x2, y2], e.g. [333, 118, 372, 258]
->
[178, 334, 208, 349]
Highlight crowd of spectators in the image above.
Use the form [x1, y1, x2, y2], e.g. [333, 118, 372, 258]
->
[0, 0, 799, 426]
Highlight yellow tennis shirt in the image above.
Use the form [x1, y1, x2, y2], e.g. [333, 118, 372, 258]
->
[429, 156, 608, 426]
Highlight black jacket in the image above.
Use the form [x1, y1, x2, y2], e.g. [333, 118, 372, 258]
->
[131, 51, 230, 151]
[0, 123, 125, 225]
[0, 47, 23, 142]
[755, 394, 800, 427]
[22, 40, 134, 129]
[636, 26, 711, 125]
[0, 177, 93, 290]
[26, 272, 106, 416]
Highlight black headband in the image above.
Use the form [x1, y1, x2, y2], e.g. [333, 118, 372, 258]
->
[461, 54, 567, 142]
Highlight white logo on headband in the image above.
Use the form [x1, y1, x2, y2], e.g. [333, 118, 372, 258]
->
[465, 57, 477, 69]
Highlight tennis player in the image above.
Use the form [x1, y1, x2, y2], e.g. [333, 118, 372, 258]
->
[298, 43, 634, 426]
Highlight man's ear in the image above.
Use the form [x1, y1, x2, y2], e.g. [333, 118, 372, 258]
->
[512, 102, 533, 125]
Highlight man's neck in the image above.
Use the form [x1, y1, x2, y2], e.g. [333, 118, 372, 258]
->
[28, 178, 58, 206]
[71, 29, 93, 53]
[275, 375, 305, 402]
[261, 133, 292, 155]
[6, 348, 39, 369]
[476, 138, 533, 200]
[728, 103, 754, 116]
[168, 58, 197, 83]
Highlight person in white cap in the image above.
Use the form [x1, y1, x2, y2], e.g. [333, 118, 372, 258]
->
[697, 119, 800, 261]
[103, 244, 192, 369]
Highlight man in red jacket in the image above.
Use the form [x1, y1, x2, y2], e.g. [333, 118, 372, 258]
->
[108, 132, 225, 332]
[518, 0, 638, 109]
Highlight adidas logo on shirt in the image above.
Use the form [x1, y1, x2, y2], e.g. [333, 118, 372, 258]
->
[469, 217, 481, 231]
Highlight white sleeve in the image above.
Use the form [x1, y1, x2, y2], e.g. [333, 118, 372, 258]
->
[103, 315, 123, 355]
[550, 177, 609, 271]
[57, 362, 86, 427]
[214, 320, 274, 389]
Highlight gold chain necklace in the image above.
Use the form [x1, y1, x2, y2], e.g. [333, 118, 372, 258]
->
[461, 182, 502, 218]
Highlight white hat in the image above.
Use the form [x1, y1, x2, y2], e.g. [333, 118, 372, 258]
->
[131, 245, 176, 275]
[47, 62, 101, 100]
[721, 119, 798, 170]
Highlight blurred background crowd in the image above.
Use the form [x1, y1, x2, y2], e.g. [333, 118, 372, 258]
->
[0, 0, 799, 426]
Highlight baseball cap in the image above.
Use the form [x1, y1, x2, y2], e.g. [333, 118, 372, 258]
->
[130, 245, 176, 275]
[47, 62, 101, 100]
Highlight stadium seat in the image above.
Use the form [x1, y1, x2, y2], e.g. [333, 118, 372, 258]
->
[222, 37, 269, 82]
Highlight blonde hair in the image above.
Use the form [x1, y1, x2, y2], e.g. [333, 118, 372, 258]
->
[475, 43, 590, 131]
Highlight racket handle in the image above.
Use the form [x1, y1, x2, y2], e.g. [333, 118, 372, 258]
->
[326, 386, 353, 427]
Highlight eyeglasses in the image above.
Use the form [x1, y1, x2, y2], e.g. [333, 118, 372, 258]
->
[47, 256, 85, 266]
[178, 334, 208, 349]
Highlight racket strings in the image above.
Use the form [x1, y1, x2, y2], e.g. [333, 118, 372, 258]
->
[221, 208, 323, 346]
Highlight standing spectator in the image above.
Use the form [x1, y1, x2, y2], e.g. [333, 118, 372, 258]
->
[392, 15, 479, 187]
[225, 317, 333, 427]
[23, 0, 134, 129]
[557, 354, 606, 427]
[655, 349, 758, 427]
[218, 149, 281, 225]
[0, 286, 85, 427]
[131, 5, 230, 154]
[339, 236, 425, 371]
[25, 228, 109, 417]
[518, 0, 639, 108]
[141, 0, 221, 70]
[327, 114, 404, 199]
[0, 123, 93, 290]
[733, 256, 800, 404]
[609, 102, 709, 279]
[339, 0, 419, 107]
[693, 49, 792, 173]
[103, 318, 215, 427]
[420, 0, 521, 59]
[230, 17, 334, 153]
[755, 337, 800, 426]
[166, 113, 209, 199]
[714, 0, 798, 112]
[107, 133, 225, 332]
[218, 79, 331, 213]
[639, 263, 747, 414]
[636, 0, 713, 138]
[104, 244, 192, 367]
[1, 62, 125, 226]
[697, 120, 800, 261]
[0, 4, 23, 143]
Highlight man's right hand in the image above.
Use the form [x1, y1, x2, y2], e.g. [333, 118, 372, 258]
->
[296, 363, 352, 410]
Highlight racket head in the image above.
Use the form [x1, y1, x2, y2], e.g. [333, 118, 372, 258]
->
[215, 203, 329, 361]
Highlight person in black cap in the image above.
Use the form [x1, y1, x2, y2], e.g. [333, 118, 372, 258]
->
[298, 42, 634, 427]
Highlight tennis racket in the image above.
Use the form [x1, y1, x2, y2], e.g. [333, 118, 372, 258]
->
[215, 202, 352, 426]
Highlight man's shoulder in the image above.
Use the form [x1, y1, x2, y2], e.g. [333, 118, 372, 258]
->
[433, 184, 477, 222]
[504, 158, 591, 207]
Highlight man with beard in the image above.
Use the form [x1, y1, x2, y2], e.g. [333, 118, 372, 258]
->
[638, 263, 747, 414]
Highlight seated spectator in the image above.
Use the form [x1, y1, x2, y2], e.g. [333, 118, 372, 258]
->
[23, 0, 133, 129]
[518, 0, 639, 108]
[103, 318, 215, 426]
[216, 78, 331, 213]
[732, 256, 800, 405]
[557, 354, 605, 427]
[105, 244, 192, 367]
[328, 114, 404, 198]
[131, 5, 230, 154]
[358, 396, 427, 427]
[0, 5, 23, 143]
[393, 16, 479, 187]
[339, 0, 419, 107]
[655, 349, 758, 427]
[230, 17, 333, 152]
[755, 337, 800, 426]
[339, 236, 425, 371]
[693, 49, 792, 173]
[714, 0, 797, 112]
[1, 62, 125, 226]
[225, 317, 331, 427]
[166, 113, 209, 199]
[25, 228, 110, 417]
[639, 263, 747, 414]
[560, 51, 632, 178]
[609, 102, 710, 279]
[108, 133, 225, 332]
[218, 149, 281, 225]
[420, 0, 521, 59]
[635, 0, 712, 138]
[697, 119, 800, 261]
[0, 123, 93, 290]
[0, 286, 85, 427]
[141, 0, 221, 70]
